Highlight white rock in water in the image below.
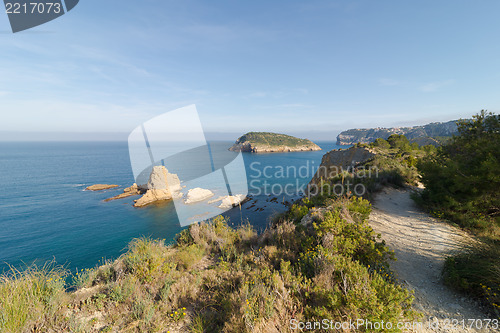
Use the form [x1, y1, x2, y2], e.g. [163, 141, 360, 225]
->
[218, 194, 246, 209]
[134, 166, 182, 207]
[185, 188, 214, 204]
[147, 166, 181, 192]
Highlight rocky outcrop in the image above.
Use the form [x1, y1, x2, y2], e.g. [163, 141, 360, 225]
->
[133, 166, 182, 207]
[310, 146, 376, 185]
[229, 132, 321, 153]
[86, 184, 119, 191]
[336, 120, 459, 145]
[134, 189, 174, 207]
[184, 188, 214, 204]
[146, 166, 182, 193]
[104, 184, 141, 202]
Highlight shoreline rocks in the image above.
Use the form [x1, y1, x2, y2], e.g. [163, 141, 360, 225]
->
[85, 184, 119, 191]
[92, 166, 251, 214]
[104, 183, 141, 202]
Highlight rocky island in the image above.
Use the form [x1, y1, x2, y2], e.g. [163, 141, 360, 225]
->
[229, 132, 321, 153]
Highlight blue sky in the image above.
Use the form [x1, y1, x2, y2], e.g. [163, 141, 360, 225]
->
[0, 0, 499, 140]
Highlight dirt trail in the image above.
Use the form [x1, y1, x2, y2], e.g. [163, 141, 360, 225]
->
[370, 187, 495, 332]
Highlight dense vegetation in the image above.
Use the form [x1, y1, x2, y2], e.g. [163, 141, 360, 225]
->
[417, 111, 500, 232]
[416, 111, 500, 316]
[234, 132, 317, 148]
[0, 196, 417, 332]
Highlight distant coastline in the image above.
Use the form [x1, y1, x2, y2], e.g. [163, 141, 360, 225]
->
[336, 120, 458, 146]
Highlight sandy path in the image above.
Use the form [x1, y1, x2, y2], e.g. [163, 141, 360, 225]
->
[370, 187, 495, 332]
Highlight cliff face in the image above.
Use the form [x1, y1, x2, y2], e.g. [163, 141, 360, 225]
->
[336, 120, 458, 145]
[229, 132, 321, 153]
[309, 146, 376, 186]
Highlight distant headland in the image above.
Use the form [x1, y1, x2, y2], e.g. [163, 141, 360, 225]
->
[229, 132, 321, 153]
[336, 120, 459, 146]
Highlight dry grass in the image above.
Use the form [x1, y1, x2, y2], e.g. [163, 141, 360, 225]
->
[0, 262, 67, 332]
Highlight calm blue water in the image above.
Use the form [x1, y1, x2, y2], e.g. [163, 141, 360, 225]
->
[0, 141, 346, 273]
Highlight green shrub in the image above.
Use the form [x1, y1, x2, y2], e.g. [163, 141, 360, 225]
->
[443, 240, 500, 316]
[287, 203, 310, 223]
[176, 244, 205, 269]
[387, 134, 411, 151]
[372, 138, 391, 149]
[157, 278, 175, 302]
[175, 228, 194, 246]
[305, 255, 414, 326]
[348, 196, 372, 222]
[72, 267, 98, 288]
[123, 237, 173, 283]
[73, 260, 115, 287]
[131, 294, 155, 324]
[109, 276, 136, 303]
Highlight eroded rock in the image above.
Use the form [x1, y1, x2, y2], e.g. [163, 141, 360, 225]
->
[134, 189, 172, 207]
[134, 166, 182, 207]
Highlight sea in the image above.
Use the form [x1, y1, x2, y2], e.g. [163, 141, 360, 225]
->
[0, 141, 346, 274]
